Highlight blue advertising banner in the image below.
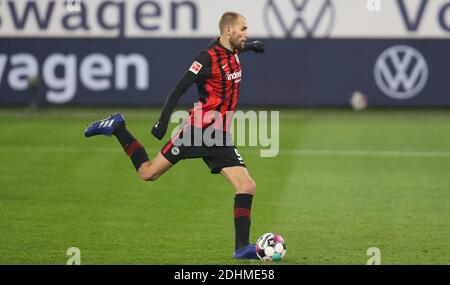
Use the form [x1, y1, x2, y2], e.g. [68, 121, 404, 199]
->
[0, 38, 447, 107]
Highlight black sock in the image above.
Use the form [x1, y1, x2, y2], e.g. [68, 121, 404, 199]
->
[113, 123, 149, 171]
[234, 193, 253, 250]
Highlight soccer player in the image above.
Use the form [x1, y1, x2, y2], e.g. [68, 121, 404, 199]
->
[84, 11, 265, 259]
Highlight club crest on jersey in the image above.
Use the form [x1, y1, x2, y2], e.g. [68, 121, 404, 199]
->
[189, 61, 203, 74]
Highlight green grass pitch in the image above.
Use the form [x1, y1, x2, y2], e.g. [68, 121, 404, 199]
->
[0, 108, 449, 264]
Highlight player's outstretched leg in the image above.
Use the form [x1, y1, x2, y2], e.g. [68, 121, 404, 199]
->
[221, 166, 258, 260]
[84, 113, 172, 180]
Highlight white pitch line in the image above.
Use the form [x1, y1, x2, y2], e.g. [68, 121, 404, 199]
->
[0, 146, 449, 158]
[284, 149, 450, 158]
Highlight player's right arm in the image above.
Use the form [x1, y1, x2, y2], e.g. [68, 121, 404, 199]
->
[151, 51, 212, 140]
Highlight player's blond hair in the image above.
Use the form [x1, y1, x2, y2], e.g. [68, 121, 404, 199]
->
[219, 12, 245, 34]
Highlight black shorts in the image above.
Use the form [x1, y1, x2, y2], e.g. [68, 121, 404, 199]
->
[161, 125, 246, 174]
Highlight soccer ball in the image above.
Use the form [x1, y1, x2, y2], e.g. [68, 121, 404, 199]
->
[349, 91, 368, 111]
[256, 233, 286, 261]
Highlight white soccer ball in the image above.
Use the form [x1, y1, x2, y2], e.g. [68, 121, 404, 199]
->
[256, 233, 286, 261]
[350, 91, 368, 111]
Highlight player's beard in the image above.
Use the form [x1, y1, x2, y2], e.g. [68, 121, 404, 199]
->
[231, 37, 245, 50]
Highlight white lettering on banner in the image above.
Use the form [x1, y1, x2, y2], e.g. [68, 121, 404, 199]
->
[80, 54, 113, 91]
[43, 54, 77, 103]
[0, 0, 450, 38]
[0, 56, 7, 83]
[115, 54, 149, 89]
[0, 53, 149, 104]
[6, 54, 38, 90]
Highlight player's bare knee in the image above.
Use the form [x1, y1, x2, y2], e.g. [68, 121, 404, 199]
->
[239, 180, 256, 195]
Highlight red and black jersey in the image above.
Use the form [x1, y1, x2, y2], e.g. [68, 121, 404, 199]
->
[158, 39, 244, 133]
[189, 41, 242, 131]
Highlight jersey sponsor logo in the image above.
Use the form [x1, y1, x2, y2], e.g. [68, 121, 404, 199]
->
[221, 63, 228, 69]
[227, 70, 242, 81]
[189, 61, 203, 74]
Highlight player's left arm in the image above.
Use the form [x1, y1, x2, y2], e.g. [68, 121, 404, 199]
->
[240, 40, 265, 54]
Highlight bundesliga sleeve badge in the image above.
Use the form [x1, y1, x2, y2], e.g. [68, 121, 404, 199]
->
[189, 61, 203, 75]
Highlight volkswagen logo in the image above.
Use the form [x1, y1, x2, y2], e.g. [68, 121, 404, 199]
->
[264, 0, 336, 38]
[374, 45, 429, 100]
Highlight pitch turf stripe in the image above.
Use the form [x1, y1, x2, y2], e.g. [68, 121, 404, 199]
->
[1, 147, 450, 158]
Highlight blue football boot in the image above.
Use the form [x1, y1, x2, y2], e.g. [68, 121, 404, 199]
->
[84, 113, 125, 137]
[233, 244, 258, 260]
